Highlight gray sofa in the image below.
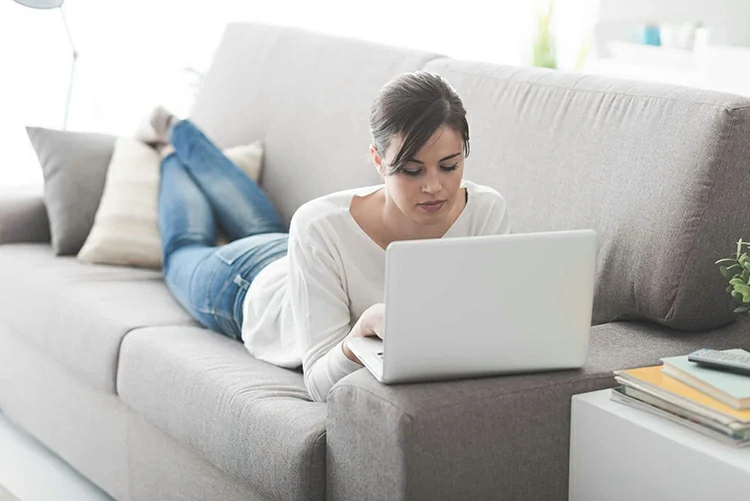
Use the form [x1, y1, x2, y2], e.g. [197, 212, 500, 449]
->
[2, 22, 750, 501]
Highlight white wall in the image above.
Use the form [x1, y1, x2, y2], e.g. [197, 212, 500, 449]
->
[1, 0, 541, 134]
[0, 0, 598, 187]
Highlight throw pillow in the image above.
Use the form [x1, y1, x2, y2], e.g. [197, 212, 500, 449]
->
[25, 127, 117, 255]
[77, 138, 265, 269]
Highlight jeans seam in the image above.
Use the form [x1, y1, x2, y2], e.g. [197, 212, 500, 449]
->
[210, 282, 235, 321]
[199, 255, 223, 315]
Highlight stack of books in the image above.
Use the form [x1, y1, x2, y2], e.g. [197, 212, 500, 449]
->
[612, 349, 750, 447]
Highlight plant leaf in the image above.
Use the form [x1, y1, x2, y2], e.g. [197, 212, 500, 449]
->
[734, 306, 749, 313]
[721, 266, 735, 279]
[732, 290, 743, 301]
[730, 278, 746, 286]
[716, 258, 737, 264]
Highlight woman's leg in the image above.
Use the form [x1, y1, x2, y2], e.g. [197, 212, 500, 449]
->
[159, 153, 222, 331]
[159, 154, 288, 339]
[169, 119, 287, 241]
[159, 153, 217, 261]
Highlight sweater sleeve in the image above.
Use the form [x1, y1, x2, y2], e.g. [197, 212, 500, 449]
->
[287, 219, 363, 402]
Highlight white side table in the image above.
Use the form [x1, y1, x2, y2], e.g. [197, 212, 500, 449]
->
[569, 389, 750, 501]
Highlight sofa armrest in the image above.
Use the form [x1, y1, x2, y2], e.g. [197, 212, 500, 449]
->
[325, 367, 614, 501]
[326, 318, 750, 501]
[0, 185, 50, 244]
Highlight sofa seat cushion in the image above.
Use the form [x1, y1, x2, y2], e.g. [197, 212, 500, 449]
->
[0, 244, 197, 393]
[117, 325, 326, 501]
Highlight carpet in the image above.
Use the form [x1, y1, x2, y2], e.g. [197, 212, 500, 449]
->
[0, 485, 19, 501]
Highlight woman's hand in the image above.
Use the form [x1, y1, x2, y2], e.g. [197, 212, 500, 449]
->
[342, 303, 385, 364]
[360, 303, 385, 339]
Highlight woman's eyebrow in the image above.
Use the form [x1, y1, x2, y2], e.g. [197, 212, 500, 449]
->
[408, 152, 462, 164]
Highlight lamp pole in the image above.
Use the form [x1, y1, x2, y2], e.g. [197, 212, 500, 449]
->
[13, 0, 77, 130]
[58, 4, 77, 130]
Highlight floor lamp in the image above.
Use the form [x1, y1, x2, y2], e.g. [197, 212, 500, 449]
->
[13, 0, 78, 130]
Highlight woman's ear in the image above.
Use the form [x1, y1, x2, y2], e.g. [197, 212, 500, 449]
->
[370, 144, 386, 179]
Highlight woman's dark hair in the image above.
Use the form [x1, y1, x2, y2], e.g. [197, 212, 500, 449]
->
[370, 71, 470, 175]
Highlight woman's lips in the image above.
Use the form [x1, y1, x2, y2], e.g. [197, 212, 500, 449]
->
[418, 200, 446, 212]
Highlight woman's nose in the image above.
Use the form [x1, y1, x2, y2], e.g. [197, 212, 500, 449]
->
[422, 172, 442, 194]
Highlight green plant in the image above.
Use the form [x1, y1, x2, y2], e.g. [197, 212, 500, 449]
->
[716, 239, 750, 314]
[532, 0, 557, 69]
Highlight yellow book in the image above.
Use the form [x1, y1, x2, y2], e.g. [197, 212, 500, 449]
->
[614, 365, 750, 424]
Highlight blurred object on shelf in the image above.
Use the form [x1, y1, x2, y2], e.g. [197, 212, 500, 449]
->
[694, 26, 711, 53]
[637, 23, 661, 46]
[582, 39, 750, 98]
[659, 22, 702, 50]
[597, 0, 750, 48]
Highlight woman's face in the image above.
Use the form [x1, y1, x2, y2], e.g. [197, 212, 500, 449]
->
[371, 124, 465, 227]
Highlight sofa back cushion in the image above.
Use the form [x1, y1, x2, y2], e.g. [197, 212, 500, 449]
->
[190, 22, 441, 224]
[424, 59, 750, 330]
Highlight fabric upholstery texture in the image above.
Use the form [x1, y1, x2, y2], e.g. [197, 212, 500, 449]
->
[327, 318, 750, 501]
[189, 22, 443, 225]
[127, 412, 273, 501]
[0, 244, 197, 393]
[422, 59, 750, 331]
[25, 127, 116, 255]
[0, 185, 49, 244]
[117, 325, 326, 501]
[0, 326, 128, 501]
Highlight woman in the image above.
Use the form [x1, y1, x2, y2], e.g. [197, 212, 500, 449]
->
[150, 71, 510, 402]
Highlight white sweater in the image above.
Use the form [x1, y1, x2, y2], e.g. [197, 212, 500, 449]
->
[241, 180, 511, 402]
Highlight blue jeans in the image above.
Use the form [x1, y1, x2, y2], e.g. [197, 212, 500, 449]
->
[159, 120, 289, 340]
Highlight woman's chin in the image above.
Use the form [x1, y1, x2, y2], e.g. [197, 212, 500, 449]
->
[412, 206, 450, 225]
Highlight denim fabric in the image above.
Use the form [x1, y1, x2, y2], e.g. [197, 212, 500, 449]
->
[158, 120, 289, 340]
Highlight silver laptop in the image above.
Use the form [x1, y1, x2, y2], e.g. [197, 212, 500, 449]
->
[347, 229, 597, 384]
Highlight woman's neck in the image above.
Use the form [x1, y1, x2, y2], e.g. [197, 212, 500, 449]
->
[379, 188, 466, 243]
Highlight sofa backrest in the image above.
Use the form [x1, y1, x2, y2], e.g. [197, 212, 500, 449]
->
[192, 23, 750, 331]
[190, 22, 441, 224]
[424, 59, 750, 331]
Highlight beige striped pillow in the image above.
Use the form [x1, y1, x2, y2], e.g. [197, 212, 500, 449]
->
[77, 137, 263, 269]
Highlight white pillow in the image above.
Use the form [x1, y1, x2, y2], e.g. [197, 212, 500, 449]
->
[77, 137, 264, 269]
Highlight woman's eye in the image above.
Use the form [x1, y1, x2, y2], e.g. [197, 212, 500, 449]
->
[402, 164, 458, 176]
